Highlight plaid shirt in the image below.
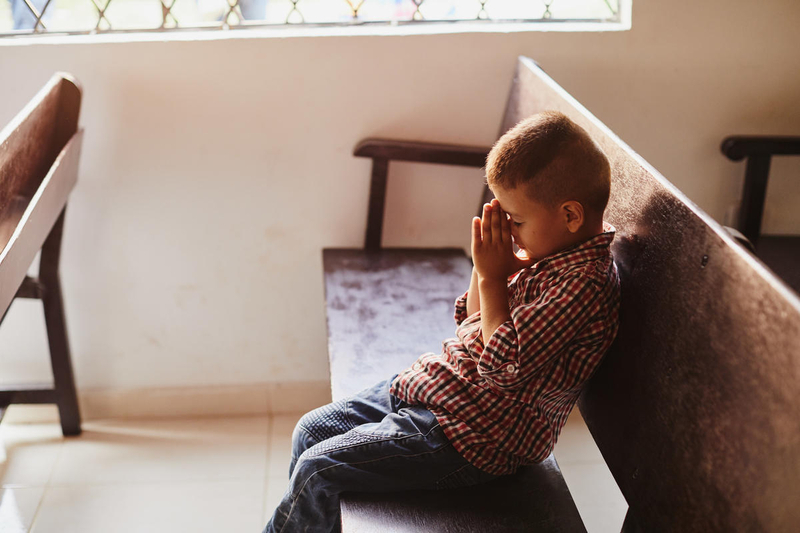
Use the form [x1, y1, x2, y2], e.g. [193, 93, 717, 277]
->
[390, 224, 620, 475]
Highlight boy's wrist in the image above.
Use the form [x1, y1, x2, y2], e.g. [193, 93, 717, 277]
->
[477, 274, 507, 287]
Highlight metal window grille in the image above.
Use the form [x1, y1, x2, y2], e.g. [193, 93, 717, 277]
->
[1, 0, 623, 37]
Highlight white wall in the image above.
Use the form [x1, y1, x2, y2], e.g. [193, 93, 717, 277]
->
[0, 0, 798, 408]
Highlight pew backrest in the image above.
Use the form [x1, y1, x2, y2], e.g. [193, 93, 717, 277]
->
[0, 73, 82, 317]
[502, 57, 800, 532]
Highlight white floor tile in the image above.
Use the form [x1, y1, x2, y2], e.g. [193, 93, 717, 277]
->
[553, 410, 627, 532]
[560, 462, 628, 533]
[49, 416, 269, 485]
[1, 406, 60, 425]
[0, 487, 44, 533]
[0, 408, 628, 533]
[0, 423, 64, 487]
[31, 481, 265, 533]
[579, 503, 630, 533]
[554, 410, 605, 465]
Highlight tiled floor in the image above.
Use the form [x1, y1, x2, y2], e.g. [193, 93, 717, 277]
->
[0, 408, 626, 533]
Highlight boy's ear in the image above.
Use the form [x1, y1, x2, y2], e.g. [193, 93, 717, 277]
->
[561, 201, 585, 234]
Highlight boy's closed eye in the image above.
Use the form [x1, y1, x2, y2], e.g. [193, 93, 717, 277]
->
[506, 215, 522, 227]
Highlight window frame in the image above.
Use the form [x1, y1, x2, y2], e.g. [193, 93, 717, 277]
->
[0, 0, 632, 42]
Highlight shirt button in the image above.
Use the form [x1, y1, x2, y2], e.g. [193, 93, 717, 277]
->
[413, 363, 422, 371]
[506, 365, 516, 373]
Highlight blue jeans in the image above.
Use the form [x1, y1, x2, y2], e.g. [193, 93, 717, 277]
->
[262, 375, 500, 533]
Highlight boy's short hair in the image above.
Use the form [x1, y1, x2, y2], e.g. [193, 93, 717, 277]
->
[486, 111, 611, 216]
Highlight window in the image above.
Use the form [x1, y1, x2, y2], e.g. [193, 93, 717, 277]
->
[0, 0, 627, 37]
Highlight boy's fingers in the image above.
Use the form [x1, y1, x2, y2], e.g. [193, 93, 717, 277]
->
[481, 203, 491, 242]
[471, 217, 481, 247]
[501, 211, 511, 243]
[490, 204, 502, 243]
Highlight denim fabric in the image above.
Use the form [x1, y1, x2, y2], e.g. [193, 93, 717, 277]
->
[262, 375, 500, 533]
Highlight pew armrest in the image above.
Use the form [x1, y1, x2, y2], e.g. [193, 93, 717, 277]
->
[354, 138, 490, 168]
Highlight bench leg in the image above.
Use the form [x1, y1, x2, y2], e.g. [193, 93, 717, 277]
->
[739, 154, 772, 246]
[40, 207, 82, 436]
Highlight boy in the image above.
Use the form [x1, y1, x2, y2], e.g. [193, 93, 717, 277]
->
[263, 111, 620, 533]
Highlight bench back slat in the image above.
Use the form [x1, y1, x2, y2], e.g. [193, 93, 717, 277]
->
[0, 74, 82, 315]
[503, 57, 800, 531]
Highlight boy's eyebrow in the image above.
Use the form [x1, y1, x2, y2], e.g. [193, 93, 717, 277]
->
[492, 202, 513, 216]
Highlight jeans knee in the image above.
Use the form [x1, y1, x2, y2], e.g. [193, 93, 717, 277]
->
[290, 401, 349, 477]
[295, 400, 351, 447]
[290, 419, 318, 467]
[290, 418, 319, 477]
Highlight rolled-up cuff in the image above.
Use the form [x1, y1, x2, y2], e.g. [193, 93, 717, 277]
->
[454, 290, 470, 325]
[477, 320, 521, 390]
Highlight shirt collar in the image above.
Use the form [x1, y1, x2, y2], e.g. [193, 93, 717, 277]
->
[531, 222, 616, 275]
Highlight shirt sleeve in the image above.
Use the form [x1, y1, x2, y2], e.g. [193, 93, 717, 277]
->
[476, 273, 602, 393]
[455, 272, 522, 327]
[454, 289, 470, 326]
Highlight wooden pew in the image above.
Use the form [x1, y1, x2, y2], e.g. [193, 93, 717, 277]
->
[0, 73, 84, 436]
[323, 57, 800, 531]
[721, 135, 800, 292]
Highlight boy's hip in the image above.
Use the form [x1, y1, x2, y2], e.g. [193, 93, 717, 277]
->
[296, 407, 497, 494]
[345, 373, 446, 442]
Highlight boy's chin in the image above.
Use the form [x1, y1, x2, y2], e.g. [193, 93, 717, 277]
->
[515, 248, 535, 263]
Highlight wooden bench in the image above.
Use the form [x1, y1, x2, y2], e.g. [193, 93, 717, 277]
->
[0, 73, 84, 436]
[323, 57, 800, 531]
[721, 135, 800, 292]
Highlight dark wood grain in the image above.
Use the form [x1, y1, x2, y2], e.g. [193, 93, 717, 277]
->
[738, 154, 771, 243]
[498, 57, 800, 532]
[341, 456, 585, 533]
[364, 157, 389, 250]
[0, 74, 81, 316]
[755, 236, 800, 293]
[41, 207, 82, 435]
[0, 131, 82, 316]
[0, 73, 83, 436]
[721, 135, 800, 160]
[354, 139, 490, 168]
[14, 276, 46, 299]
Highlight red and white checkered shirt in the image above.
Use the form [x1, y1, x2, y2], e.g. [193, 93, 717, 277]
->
[390, 224, 620, 476]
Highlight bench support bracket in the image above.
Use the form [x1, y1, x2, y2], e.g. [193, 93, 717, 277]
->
[0, 207, 81, 436]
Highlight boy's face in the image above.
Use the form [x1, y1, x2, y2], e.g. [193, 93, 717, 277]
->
[490, 185, 569, 262]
